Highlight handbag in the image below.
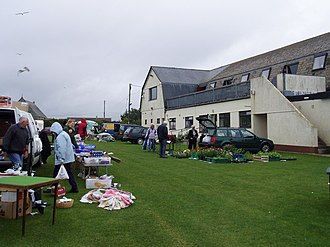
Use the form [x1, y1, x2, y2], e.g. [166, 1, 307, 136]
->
[55, 165, 69, 180]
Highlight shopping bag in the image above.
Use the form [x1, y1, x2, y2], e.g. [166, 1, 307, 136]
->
[55, 165, 69, 180]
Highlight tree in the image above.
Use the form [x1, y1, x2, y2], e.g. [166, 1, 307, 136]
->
[121, 108, 141, 125]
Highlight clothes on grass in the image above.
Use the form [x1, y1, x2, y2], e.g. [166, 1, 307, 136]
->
[80, 188, 136, 210]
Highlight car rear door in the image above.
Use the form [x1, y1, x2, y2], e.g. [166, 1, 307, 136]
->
[196, 117, 216, 135]
[228, 129, 244, 148]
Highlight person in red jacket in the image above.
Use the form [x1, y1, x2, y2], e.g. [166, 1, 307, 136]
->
[77, 118, 88, 141]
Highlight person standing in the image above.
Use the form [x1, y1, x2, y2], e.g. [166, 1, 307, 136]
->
[63, 119, 79, 149]
[157, 121, 168, 158]
[77, 118, 88, 141]
[188, 125, 198, 150]
[2, 116, 29, 170]
[146, 124, 157, 152]
[50, 122, 79, 193]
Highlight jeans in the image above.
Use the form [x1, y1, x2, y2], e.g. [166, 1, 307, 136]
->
[148, 139, 155, 151]
[8, 153, 23, 170]
[53, 163, 78, 191]
[159, 139, 167, 157]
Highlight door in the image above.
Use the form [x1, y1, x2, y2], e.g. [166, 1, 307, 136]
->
[240, 129, 259, 151]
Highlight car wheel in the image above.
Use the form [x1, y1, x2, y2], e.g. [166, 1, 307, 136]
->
[261, 143, 271, 152]
[137, 138, 144, 145]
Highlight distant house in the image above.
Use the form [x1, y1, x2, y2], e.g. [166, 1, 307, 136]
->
[13, 97, 47, 120]
[140, 32, 330, 153]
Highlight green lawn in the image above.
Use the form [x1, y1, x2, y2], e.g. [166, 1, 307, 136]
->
[0, 141, 330, 247]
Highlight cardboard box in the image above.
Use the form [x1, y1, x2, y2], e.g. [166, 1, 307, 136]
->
[0, 187, 32, 219]
[0, 198, 32, 219]
[85, 177, 112, 189]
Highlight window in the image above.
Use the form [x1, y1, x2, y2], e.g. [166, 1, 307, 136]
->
[219, 113, 230, 127]
[223, 78, 233, 86]
[169, 118, 176, 130]
[229, 129, 241, 138]
[150, 119, 153, 123]
[216, 129, 228, 137]
[185, 116, 193, 128]
[144, 119, 147, 125]
[209, 82, 216, 88]
[157, 118, 160, 124]
[312, 54, 327, 70]
[241, 73, 250, 82]
[261, 68, 271, 79]
[149, 87, 157, 100]
[241, 129, 255, 138]
[239, 111, 251, 128]
[283, 63, 299, 74]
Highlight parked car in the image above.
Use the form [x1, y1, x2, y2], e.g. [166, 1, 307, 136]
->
[197, 117, 274, 153]
[122, 126, 148, 145]
[0, 107, 43, 172]
[118, 124, 139, 140]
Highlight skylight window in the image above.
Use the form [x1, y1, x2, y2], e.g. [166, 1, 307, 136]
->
[312, 54, 327, 70]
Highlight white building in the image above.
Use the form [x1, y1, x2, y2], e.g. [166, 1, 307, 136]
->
[140, 32, 330, 153]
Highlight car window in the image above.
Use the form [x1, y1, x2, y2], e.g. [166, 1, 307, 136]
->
[132, 128, 142, 134]
[124, 127, 132, 134]
[240, 129, 255, 138]
[216, 129, 228, 137]
[229, 129, 241, 138]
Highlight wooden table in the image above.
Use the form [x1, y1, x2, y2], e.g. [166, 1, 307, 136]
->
[0, 176, 60, 236]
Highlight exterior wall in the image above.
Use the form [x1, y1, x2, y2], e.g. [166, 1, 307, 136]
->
[165, 98, 251, 135]
[141, 70, 166, 127]
[251, 77, 318, 150]
[293, 98, 330, 146]
[277, 74, 326, 95]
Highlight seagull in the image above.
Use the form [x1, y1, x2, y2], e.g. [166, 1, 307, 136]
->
[17, 67, 30, 76]
[16, 53, 23, 55]
[15, 11, 29, 15]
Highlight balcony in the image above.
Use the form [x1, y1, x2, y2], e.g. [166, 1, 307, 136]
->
[166, 81, 250, 110]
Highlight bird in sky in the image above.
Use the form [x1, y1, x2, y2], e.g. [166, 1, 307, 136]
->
[15, 11, 29, 15]
[17, 67, 30, 76]
[16, 53, 23, 55]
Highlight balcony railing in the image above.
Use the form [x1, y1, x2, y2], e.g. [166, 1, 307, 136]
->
[166, 81, 250, 110]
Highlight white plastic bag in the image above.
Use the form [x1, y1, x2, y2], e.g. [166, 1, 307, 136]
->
[55, 165, 69, 180]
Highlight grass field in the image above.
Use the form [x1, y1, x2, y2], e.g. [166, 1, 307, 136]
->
[0, 141, 330, 247]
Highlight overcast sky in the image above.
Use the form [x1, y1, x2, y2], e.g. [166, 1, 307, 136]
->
[1, 0, 329, 120]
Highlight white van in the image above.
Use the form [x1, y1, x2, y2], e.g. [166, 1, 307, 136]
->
[0, 107, 43, 171]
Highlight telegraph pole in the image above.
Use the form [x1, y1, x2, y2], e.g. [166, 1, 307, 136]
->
[128, 83, 131, 124]
[103, 100, 106, 120]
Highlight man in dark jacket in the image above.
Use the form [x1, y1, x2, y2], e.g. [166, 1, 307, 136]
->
[3, 116, 29, 170]
[157, 121, 168, 158]
[188, 125, 198, 150]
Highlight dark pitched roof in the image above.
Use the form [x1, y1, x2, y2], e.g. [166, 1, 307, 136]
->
[152, 66, 227, 84]
[18, 97, 47, 120]
[151, 66, 228, 100]
[210, 32, 330, 81]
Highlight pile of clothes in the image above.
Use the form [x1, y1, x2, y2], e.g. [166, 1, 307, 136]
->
[80, 188, 136, 211]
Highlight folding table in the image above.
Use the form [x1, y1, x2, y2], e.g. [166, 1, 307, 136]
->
[0, 176, 60, 236]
